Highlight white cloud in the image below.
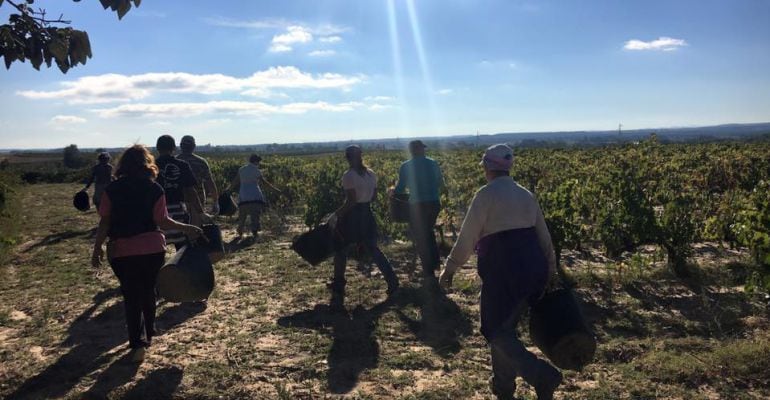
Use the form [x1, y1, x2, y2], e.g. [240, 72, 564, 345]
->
[51, 115, 87, 124]
[204, 17, 348, 35]
[308, 50, 336, 57]
[93, 100, 365, 118]
[319, 36, 342, 44]
[17, 67, 364, 104]
[368, 104, 392, 111]
[269, 26, 313, 53]
[436, 89, 453, 95]
[269, 44, 293, 53]
[623, 37, 687, 51]
[364, 96, 395, 102]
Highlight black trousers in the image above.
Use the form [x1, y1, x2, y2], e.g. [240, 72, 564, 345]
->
[110, 252, 165, 349]
[408, 201, 441, 276]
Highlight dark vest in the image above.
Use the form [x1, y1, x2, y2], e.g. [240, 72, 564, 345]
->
[105, 177, 164, 239]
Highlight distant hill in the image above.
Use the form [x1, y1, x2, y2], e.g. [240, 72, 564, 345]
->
[3, 122, 770, 154]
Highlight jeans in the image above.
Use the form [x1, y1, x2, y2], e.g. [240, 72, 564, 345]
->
[333, 239, 398, 287]
[237, 201, 263, 235]
[408, 201, 441, 276]
[110, 252, 165, 349]
[488, 302, 559, 397]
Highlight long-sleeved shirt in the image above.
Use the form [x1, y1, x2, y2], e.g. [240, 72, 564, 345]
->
[394, 156, 444, 203]
[444, 176, 556, 275]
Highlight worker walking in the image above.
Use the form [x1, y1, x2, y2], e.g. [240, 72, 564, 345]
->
[439, 144, 561, 400]
[393, 140, 444, 280]
[176, 135, 219, 224]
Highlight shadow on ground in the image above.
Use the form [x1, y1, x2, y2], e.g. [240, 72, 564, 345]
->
[277, 281, 472, 394]
[5, 289, 202, 399]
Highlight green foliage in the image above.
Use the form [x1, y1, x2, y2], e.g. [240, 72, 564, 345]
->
[658, 196, 697, 278]
[62, 144, 87, 168]
[0, 0, 139, 73]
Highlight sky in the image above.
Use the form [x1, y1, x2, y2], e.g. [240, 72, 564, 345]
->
[1, 0, 769, 149]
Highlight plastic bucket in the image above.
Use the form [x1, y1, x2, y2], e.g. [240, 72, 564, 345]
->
[73, 190, 90, 211]
[157, 245, 215, 302]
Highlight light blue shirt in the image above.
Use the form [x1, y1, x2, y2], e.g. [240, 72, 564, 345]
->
[394, 156, 444, 203]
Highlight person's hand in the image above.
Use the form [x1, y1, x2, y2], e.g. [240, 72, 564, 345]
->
[91, 246, 104, 269]
[387, 187, 395, 197]
[326, 213, 338, 229]
[438, 268, 454, 290]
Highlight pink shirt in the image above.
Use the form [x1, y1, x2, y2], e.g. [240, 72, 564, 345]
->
[99, 193, 168, 259]
[342, 168, 377, 203]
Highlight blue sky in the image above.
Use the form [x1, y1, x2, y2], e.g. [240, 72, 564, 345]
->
[1, 0, 769, 148]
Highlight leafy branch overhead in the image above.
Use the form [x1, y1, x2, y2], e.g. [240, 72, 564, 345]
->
[0, 0, 140, 73]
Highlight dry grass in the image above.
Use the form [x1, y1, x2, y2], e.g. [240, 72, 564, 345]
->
[1, 183, 769, 399]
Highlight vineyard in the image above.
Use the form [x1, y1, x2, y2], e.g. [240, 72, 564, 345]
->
[1, 138, 770, 399]
[207, 137, 770, 292]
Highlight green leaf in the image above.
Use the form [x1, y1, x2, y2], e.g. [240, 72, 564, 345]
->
[99, 0, 111, 9]
[133, 0, 141, 6]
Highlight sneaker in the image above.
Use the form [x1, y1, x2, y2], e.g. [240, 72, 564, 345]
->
[129, 347, 146, 363]
[534, 363, 562, 400]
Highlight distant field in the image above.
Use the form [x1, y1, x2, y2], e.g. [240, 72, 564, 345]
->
[0, 153, 61, 164]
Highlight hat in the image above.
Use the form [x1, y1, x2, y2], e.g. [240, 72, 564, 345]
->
[480, 144, 514, 171]
[97, 152, 111, 160]
[409, 140, 427, 150]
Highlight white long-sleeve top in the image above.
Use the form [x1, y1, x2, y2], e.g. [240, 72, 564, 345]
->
[444, 176, 556, 275]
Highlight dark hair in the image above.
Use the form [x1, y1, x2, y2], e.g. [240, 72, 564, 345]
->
[115, 145, 159, 179]
[156, 135, 176, 152]
[345, 145, 369, 175]
[249, 154, 262, 163]
[180, 135, 195, 152]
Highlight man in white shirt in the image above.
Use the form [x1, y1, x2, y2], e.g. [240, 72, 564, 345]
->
[439, 144, 561, 400]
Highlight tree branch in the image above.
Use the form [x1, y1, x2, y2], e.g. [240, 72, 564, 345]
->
[5, 0, 71, 25]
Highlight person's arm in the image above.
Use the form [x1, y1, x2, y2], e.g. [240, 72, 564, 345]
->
[394, 164, 407, 195]
[435, 162, 445, 194]
[335, 188, 357, 219]
[534, 203, 557, 279]
[181, 163, 204, 214]
[91, 194, 111, 268]
[84, 166, 95, 189]
[152, 195, 203, 238]
[202, 161, 218, 201]
[227, 172, 240, 193]
[260, 176, 281, 193]
[92, 216, 110, 268]
[440, 190, 487, 286]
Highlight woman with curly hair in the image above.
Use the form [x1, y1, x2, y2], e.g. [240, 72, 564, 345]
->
[91, 144, 203, 362]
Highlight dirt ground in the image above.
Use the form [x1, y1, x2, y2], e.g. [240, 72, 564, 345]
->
[0, 184, 768, 399]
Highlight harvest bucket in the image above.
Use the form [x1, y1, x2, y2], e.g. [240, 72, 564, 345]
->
[291, 223, 343, 266]
[201, 224, 225, 263]
[156, 245, 215, 302]
[389, 193, 410, 223]
[528, 288, 596, 371]
[73, 190, 90, 211]
[218, 192, 238, 216]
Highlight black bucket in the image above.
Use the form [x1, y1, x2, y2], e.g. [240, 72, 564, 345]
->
[291, 223, 343, 266]
[218, 192, 238, 216]
[529, 288, 596, 371]
[73, 190, 90, 212]
[156, 245, 215, 302]
[389, 193, 410, 223]
[200, 224, 225, 263]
